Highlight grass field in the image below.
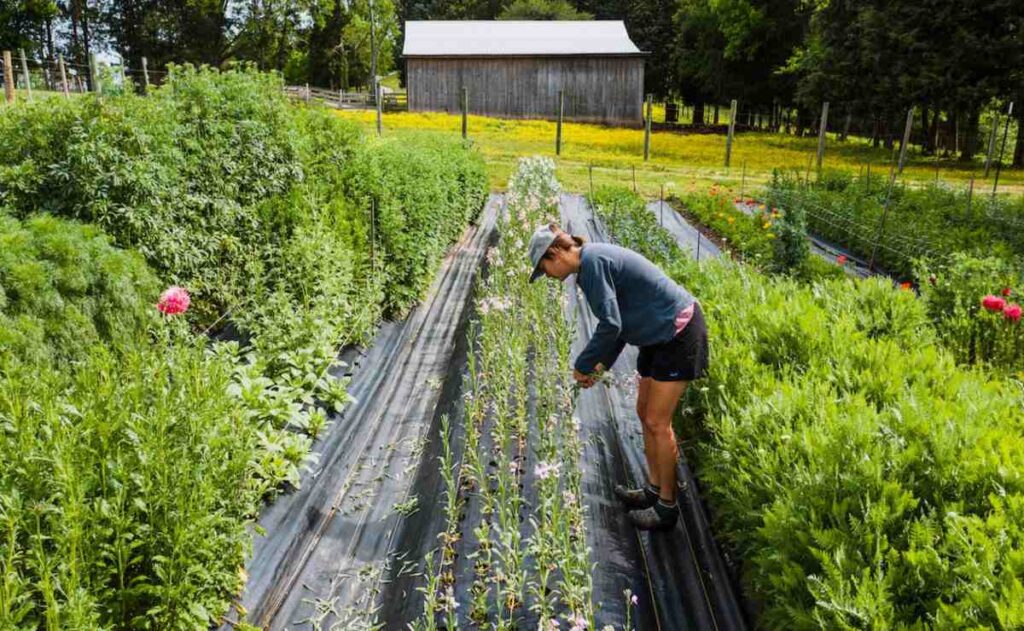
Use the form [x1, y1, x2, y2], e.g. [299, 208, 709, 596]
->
[334, 108, 1024, 197]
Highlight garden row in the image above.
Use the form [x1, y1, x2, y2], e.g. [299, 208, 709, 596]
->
[651, 177, 1024, 371]
[0, 68, 486, 628]
[590, 186, 1024, 629]
[763, 170, 1024, 280]
[415, 158, 596, 630]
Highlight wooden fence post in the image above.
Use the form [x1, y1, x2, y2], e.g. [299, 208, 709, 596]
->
[992, 101, 1014, 198]
[659, 184, 665, 225]
[3, 51, 14, 103]
[896, 106, 914, 175]
[556, 89, 564, 156]
[724, 99, 738, 167]
[18, 48, 31, 98]
[984, 113, 999, 178]
[869, 107, 914, 270]
[142, 57, 150, 89]
[461, 86, 468, 140]
[966, 176, 975, 219]
[643, 94, 653, 161]
[816, 101, 829, 170]
[58, 55, 69, 97]
[374, 77, 382, 136]
[89, 53, 100, 94]
[740, 159, 747, 199]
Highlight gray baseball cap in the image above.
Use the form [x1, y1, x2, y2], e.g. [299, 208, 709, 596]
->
[527, 224, 558, 282]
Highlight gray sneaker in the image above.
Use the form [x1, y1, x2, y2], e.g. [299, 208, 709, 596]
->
[628, 501, 678, 531]
[614, 484, 658, 509]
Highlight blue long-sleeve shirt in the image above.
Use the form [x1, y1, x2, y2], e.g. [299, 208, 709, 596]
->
[574, 242, 695, 374]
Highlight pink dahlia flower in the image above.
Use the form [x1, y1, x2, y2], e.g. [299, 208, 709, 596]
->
[157, 286, 191, 315]
[1004, 303, 1022, 322]
[982, 295, 1007, 312]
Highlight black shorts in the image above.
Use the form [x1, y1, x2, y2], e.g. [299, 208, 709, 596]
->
[637, 302, 709, 382]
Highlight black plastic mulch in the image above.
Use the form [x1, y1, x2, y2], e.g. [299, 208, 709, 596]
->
[218, 194, 500, 630]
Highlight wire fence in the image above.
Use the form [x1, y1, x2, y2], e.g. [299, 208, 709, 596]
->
[2, 50, 173, 101]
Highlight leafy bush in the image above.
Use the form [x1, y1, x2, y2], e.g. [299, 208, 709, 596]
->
[601, 186, 1024, 629]
[0, 212, 159, 366]
[0, 65, 336, 325]
[678, 259, 1024, 629]
[673, 190, 774, 264]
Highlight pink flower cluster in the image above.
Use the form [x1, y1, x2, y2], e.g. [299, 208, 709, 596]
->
[534, 461, 562, 480]
[982, 293, 1022, 322]
[157, 286, 190, 315]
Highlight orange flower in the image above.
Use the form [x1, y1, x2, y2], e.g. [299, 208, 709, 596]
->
[900, 281, 913, 291]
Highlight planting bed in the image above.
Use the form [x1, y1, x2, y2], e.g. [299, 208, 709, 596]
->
[227, 159, 746, 630]
[647, 199, 722, 261]
[220, 195, 499, 629]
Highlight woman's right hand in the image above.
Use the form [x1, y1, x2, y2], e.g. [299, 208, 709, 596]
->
[573, 369, 596, 389]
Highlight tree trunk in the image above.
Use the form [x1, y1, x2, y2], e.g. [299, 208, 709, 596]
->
[871, 117, 880, 147]
[692, 102, 705, 127]
[795, 108, 806, 137]
[960, 107, 981, 162]
[713, 104, 720, 125]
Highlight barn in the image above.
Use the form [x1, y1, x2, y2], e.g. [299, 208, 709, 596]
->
[402, 21, 646, 126]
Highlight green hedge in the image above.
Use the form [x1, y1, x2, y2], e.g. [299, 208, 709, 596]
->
[343, 132, 488, 315]
[597, 186, 1024, 629]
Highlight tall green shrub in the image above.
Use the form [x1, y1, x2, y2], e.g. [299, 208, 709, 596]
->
[0, 212, 159, 366]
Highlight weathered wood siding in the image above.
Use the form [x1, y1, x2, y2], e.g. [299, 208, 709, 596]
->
[406, 56, 644, 126]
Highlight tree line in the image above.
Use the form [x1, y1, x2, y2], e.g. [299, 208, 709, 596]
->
[4, 0, 1022, 164]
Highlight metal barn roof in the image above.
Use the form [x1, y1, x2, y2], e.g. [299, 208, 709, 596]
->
[402, 20, 644, 57]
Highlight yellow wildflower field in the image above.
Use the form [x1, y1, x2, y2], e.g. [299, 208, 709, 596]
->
[333, 108, 1022, 197]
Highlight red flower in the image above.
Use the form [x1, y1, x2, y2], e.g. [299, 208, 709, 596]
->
[899, 281, 913, 291]
[158, 286, 191, 315]
[1002, 287, 1013, 297]
[982, 295, 1007, 312]
[1004, 303, 1022, 322]
[836, 255, 848, 266]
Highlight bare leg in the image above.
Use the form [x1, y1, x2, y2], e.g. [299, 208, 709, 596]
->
[636, 377, 657, 487]
[643, 379, 689, 502]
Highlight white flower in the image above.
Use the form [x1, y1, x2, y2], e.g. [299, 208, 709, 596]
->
[534, 461, 562, 480]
